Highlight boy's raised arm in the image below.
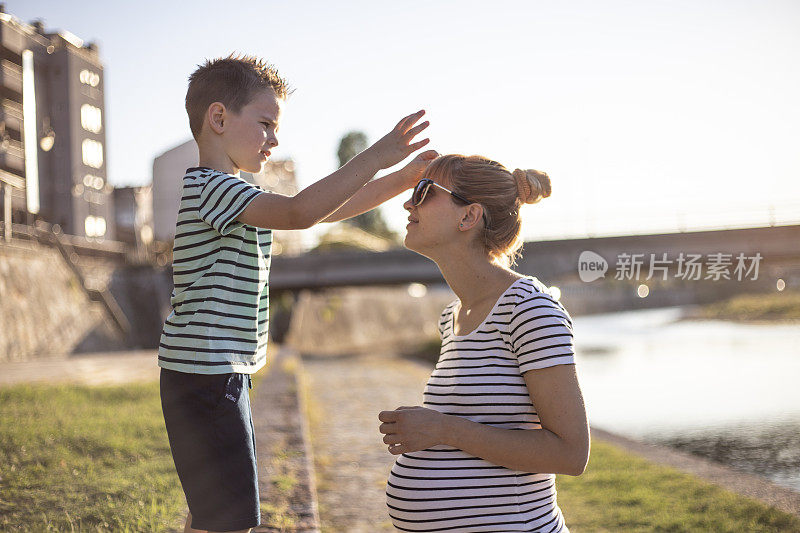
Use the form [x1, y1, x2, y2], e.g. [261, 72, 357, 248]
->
[236, 110, 429, 230]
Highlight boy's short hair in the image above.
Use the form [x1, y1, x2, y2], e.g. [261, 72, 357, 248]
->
[186, 53, 291, 140]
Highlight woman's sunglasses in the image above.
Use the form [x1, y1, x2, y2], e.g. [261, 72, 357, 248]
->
[411, 178, 471, 207]
[410, 178, 490, 227]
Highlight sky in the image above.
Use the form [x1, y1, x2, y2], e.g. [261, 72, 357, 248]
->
[10, 0, 800, 242]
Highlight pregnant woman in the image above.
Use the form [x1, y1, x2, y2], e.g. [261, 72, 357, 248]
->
[379, 154, 590, 532]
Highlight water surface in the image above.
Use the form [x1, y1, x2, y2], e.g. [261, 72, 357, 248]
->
[572, 307, 800, 491]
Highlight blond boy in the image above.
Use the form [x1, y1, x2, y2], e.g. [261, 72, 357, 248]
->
[159, 54, 433, 533]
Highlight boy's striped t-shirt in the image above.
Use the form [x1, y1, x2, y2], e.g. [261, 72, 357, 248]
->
[158, 166, 271, 375]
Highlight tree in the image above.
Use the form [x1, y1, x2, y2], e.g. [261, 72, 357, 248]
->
[336, 131, 396, 240]
[337, 131, 368, 167]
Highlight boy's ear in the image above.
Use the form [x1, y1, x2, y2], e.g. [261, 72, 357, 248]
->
[207, 102, 227, 135]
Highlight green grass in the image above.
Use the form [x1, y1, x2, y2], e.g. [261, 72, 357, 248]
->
[3, 374, 800, 532]
[692, 290, 800, 322]
[259, 451, 300, 531]
[0, 382, 184, 532]
[556, 439, 800, 532]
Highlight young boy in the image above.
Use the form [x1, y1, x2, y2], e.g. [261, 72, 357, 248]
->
[158, 54, 434, 533]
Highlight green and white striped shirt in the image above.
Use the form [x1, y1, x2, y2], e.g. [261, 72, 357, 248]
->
[158, 167, 271, 374]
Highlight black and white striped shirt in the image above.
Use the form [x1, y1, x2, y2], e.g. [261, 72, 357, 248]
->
[387, 276, 575, 532]
[157, 167, 271, 375]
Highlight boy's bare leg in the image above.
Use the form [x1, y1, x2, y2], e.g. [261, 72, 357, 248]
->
[184, 511, 205, 533]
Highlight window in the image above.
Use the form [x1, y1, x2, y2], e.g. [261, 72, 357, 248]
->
[82, 174, 104, 189]
[79, 69, 100, 87]
[84, 215, 107, 237]
[80, 104, 102, 133]
[81, 139, 103, 169]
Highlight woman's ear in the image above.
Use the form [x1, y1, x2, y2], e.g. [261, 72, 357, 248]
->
[207, 102, 227, 134]
[458, 204, 485, 231]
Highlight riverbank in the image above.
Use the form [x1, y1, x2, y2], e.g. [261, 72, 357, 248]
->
[681, 289, 800, 322]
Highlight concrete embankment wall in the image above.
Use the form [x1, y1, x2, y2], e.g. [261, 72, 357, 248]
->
[0, 242, 125, 362]
[285, 285, 455, 356]
[0, 242, 173, 362]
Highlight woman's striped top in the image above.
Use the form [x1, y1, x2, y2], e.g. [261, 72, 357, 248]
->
[157, 167, 271, 375]
[386, 276, 575, 532]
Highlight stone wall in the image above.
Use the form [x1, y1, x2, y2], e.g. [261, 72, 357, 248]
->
[285, 285, 455, 356]
[107, 264, 173, 349]
[0, 242, 126, 362]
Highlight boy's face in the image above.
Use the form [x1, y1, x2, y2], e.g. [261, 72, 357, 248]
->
[222, 87, 283, 174]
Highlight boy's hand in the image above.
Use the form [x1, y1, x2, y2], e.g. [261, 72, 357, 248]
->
[399, 149, 439, 188]
[369, 110, 430, 170]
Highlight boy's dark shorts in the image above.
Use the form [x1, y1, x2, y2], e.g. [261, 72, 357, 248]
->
[160, 368, 260, 532]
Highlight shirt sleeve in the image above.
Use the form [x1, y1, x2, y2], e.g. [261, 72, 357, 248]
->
[509, 295, 575, 373]
[198, 173, 264, 235]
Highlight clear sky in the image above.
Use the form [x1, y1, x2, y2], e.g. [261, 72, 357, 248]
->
[10, 0, 800, 242]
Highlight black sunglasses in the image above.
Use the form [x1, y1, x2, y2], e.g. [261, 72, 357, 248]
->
[411, 178, 472, 206]
[411, 178, 490, 227]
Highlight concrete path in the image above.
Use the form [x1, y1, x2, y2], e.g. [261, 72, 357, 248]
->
[252, 348, 321, 532]
[300, 352, 431, 533]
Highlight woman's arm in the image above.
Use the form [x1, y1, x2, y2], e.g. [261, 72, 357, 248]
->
[378, 363, 590, 476]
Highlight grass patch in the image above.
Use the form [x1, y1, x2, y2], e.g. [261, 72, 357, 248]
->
[557, 439, 800, 532]
[272, 473, 298, 494]
[691, 290, 800, 322]
[259, 501, 296, 530]
[0, 382, 184, 532]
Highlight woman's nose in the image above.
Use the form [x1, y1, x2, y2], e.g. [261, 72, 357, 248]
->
[403, 197, 413, 211]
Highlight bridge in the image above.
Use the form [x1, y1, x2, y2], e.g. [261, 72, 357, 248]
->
[270, 224, 800, 290]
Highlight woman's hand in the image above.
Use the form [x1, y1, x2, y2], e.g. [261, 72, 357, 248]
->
[398, 149, 439, 188]
[378, 406, 448, 455]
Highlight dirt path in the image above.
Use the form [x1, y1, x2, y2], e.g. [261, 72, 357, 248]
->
[300, 352, 431, 533]
[252, 349, 321, 532]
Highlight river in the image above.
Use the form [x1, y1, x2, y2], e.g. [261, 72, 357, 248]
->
[572, 306, 800, 492]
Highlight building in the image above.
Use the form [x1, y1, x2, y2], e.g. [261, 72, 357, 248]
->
[0, 6, 113, 241]
[113, 185, 153, 258]
[151, 138, 303, 254]
[152, 139, 198, 243]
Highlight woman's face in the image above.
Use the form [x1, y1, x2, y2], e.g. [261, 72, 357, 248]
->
[402, 176, 465, 258]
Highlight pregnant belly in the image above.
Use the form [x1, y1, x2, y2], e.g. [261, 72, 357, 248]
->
[386, 447, 561, 532]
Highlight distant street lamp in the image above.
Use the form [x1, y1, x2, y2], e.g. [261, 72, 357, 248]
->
[40, 130, 55, 152]
[40, 118, 55, 152]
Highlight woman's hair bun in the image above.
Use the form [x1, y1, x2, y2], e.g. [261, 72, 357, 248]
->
[512, 168, 552, 204]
